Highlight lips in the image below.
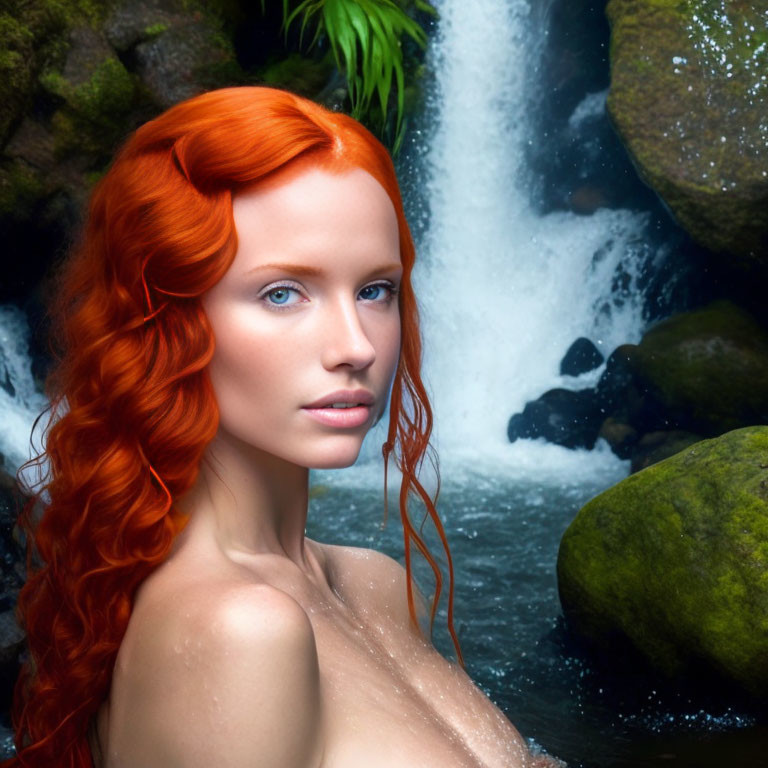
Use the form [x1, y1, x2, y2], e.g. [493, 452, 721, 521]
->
[303, 389, 375, 409]
[302, 389, 375, 428]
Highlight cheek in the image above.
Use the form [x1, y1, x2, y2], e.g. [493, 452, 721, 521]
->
[377, 314, 402, 380]
[206, 312, 294, 411]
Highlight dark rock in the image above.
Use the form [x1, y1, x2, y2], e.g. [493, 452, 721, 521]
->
[134, 16, 240, 109]
[558, 426, 768, 695]
[0, 611, 24, 673]
[0, 609, 24, 711]
[595, 344, 637, 414]
[4, 119, 56, 173]
[597, 417, 638, 460]
[595, 344, 668, 433]
[0, 468, 25, 623]
[629, 300, 768, 436]
[560, 337, 604, 376]
[567, 185, 610, 215]
[507, 388, 603, 450]
[104, 0, 186, 53]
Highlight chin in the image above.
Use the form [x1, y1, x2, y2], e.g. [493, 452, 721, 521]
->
[307, 453, 362, 470]
[302, 443, 365, 470]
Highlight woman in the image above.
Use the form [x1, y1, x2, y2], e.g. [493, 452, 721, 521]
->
[5, 86, 556, 767]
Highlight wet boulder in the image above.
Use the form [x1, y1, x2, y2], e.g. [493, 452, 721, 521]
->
[557, 426, 768, 695]
[595, 300, 768, 439]
[627, 300, 768, 436]
[507, 388, 603, 449]
[593, 344, 671, 448]
[606, 0, 768, 267]
[559, 337, 604, 377]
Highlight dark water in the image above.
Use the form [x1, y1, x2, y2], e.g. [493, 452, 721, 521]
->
[308, 464, 767, 768]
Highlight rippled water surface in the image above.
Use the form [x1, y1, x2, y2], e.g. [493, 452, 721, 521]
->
[308, 465, 767, 768]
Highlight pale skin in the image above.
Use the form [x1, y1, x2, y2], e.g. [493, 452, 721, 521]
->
[89, 164, 561, 767]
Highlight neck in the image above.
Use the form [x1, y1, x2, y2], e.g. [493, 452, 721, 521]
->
[174, 429, 311, 571]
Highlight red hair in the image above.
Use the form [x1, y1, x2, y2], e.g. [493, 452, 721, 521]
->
[4, 85, 463, 767]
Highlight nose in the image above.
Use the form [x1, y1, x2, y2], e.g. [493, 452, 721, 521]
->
[320, 295, 376, 371]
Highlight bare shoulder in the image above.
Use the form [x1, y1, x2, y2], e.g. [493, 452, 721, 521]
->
[113, 579, 324, 768]
[320, 542, 431, 639]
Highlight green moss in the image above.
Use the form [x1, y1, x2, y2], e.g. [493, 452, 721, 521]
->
[632, 56, 654, 73]
[0, 12, 36, 140]
[40, 0, 107, 27]
[143, 22, 169, 38]
[0, 0, 111, 143]
[558, 426, 768, 692]
[43, 57, 137, 157]
[0, 14, 35, 51]
[72, 57, 135, 119]
[0, 159, 45, 217]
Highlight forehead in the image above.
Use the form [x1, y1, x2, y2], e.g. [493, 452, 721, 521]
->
[230, 166, 400, 268]
[233, 165, 393, 220]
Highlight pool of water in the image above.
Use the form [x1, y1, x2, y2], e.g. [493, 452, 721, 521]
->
[308, 462, 767, 768]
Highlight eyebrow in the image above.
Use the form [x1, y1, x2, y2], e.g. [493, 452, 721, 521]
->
[243, 261, 403, 278]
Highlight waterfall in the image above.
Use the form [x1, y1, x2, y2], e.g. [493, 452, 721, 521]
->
[0, 306, 48, 480]
[397, 0, 662, 480]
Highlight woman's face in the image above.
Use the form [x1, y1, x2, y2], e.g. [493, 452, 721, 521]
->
[202, 164, 402, 469]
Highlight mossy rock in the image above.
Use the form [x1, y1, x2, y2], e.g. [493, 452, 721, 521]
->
[0, 157, 46, 218]
[40, 30, 139, 159]
[606, 0, 768, 266]
[557, 426, 768, 695]
[632, 299, 768, 435]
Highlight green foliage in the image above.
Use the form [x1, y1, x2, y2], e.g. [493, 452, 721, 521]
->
[264, 0, 437, 154]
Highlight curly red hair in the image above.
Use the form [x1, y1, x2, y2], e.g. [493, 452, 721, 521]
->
[4, 85, 463, 767]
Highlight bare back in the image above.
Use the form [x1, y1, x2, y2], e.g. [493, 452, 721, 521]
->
[90, 537, 549, 768]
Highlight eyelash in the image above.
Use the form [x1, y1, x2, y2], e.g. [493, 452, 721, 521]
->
[258, 280, 400, 312]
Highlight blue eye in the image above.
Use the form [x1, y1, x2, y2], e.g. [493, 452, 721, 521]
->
[263, 286, 301, 307]
[359, 282, 397, 302]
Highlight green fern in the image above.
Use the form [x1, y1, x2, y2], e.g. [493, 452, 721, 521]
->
[260, 0, 437, 154]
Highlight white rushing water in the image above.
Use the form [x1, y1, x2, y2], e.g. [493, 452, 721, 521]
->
[0, 306, 48, 479]
[365, 0, 663, 481]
